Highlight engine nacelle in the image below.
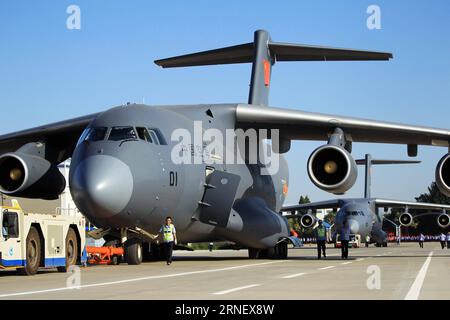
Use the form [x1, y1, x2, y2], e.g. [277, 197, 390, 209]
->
[436, 154, 450, 197]
[307, 145, 357, 194]
[0, 152, 65, 199]
[300, 213, 316, 228]
[437, 214, 450, 229]
[399, 212, 414, 227]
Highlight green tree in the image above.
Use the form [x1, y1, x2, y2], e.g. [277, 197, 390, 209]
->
[298, 195, 311, 204]
[415, 182, 450, 205]
[324, 210, 337, 225]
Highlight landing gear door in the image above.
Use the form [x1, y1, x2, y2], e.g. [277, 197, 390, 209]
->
[198, 170, 241, 228]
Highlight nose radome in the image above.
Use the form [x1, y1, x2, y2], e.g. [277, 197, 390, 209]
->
[71, 155, 134, 219]
[348, 219, 360, 234]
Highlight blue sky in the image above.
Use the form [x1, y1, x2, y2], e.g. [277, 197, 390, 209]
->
[1, 1, 449, 203]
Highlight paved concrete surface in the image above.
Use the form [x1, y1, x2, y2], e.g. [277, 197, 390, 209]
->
[0, 243, 448, 300]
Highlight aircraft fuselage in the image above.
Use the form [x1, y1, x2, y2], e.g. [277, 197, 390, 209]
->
[69, 104, 290, 249]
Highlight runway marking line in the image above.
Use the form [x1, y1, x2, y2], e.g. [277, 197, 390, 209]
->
[341, 262, 352, 265]
[319, 266, 335, 270]
[404, 251, 434, 300]
[281, 272, 306, 279]
[0, 260, 287, 298]
[212, 284, 260, 295]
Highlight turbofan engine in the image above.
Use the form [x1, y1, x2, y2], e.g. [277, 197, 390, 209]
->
[307, 145, 357, 194]
[399, 212, 414, 227]
[0, 152, 65, 199]
[437, 214, 450, 229]
[300, 213, 316, 228]
[436, 154, 450, 197]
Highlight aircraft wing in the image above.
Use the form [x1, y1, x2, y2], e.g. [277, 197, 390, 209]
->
[374, 199, 450, 211]
[236, 104, 450, 147]
[281, 199, 343, 212]
[0, 113, 99, 161]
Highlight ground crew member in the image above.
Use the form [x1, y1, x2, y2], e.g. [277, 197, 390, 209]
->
[440, 232, 446, 249]
[340, 220, 351, 259]
[418, 233, 425, 248]
[314, 220, 327, 259]
[159, 216, 177, 265]
[365, 235, 370, 248]
[447, 232, 450, 249]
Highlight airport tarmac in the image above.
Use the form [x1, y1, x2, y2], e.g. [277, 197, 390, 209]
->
[0, 242, 448, 300]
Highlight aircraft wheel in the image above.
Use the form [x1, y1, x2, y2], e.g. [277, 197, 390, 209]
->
[279, 242, 288, 259]
[248, 248, 260, 259]
[124, 239, 143, 265]
[111, 255, 120, 265]
[265, 247, 276, 259]
[58, 228, 78, 272]
[18, 227, 41, 276]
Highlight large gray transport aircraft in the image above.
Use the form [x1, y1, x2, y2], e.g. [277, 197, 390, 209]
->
[281, 154, 450, 246]
[0, 30, 449, 265]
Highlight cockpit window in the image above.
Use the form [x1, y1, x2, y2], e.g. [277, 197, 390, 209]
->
[148, 130, 160, 144]
[108, 126, 137, 141]
[136, 127, 153, 143]
[85, 127, 108, 142]
[149, 128, 167, 145]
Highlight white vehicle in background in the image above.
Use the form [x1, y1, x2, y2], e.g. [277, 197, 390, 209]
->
[0, 200, 86, 275]
[335, 234, 361, 248]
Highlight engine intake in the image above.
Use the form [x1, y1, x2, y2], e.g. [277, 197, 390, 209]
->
[300, 213, 316, 228]
[307, 145, 357, 194]
[436, 154, 450, 197]
[0, 152, 65, 199]
[437, 214, 450, 229]
[399, 212, 414, 227]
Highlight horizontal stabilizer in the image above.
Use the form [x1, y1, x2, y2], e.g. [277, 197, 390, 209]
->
[269, 42, 392, 62]
[155, 42, 392, 68]
[154, 30, 393, 106]
[356, 159, 421, 165]
[155, 43, 254, 68]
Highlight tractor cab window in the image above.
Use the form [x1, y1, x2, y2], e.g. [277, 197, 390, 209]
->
[2, 210, 19, 238]
[108, 126, 137, 141]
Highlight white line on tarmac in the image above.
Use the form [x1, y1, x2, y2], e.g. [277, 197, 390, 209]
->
[281, 272, 306, 279]
[341, 262, 352, 265]
[356, 258, 365, 261]
[319, 266, 335, 270]
[0, 260, 287, 299]
[212, 284, 261, 295]
[404, 251, 434, 300]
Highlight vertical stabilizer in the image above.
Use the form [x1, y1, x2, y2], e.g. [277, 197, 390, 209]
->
[248, 30, 273, 106]
[356, 155, 421, 199]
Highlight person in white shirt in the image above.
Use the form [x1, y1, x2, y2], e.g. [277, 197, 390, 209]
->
[446, 232, 450, 249]
[418, 233, 425, 248]
[440, 233, 447, 249]
[340, 220, 351, 259]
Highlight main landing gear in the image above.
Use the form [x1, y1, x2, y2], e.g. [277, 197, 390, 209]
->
[248, 241, 288, 260]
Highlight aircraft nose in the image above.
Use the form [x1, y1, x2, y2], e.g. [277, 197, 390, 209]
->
[348, 219, 360, 234]
[70, 155, 134, 219]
